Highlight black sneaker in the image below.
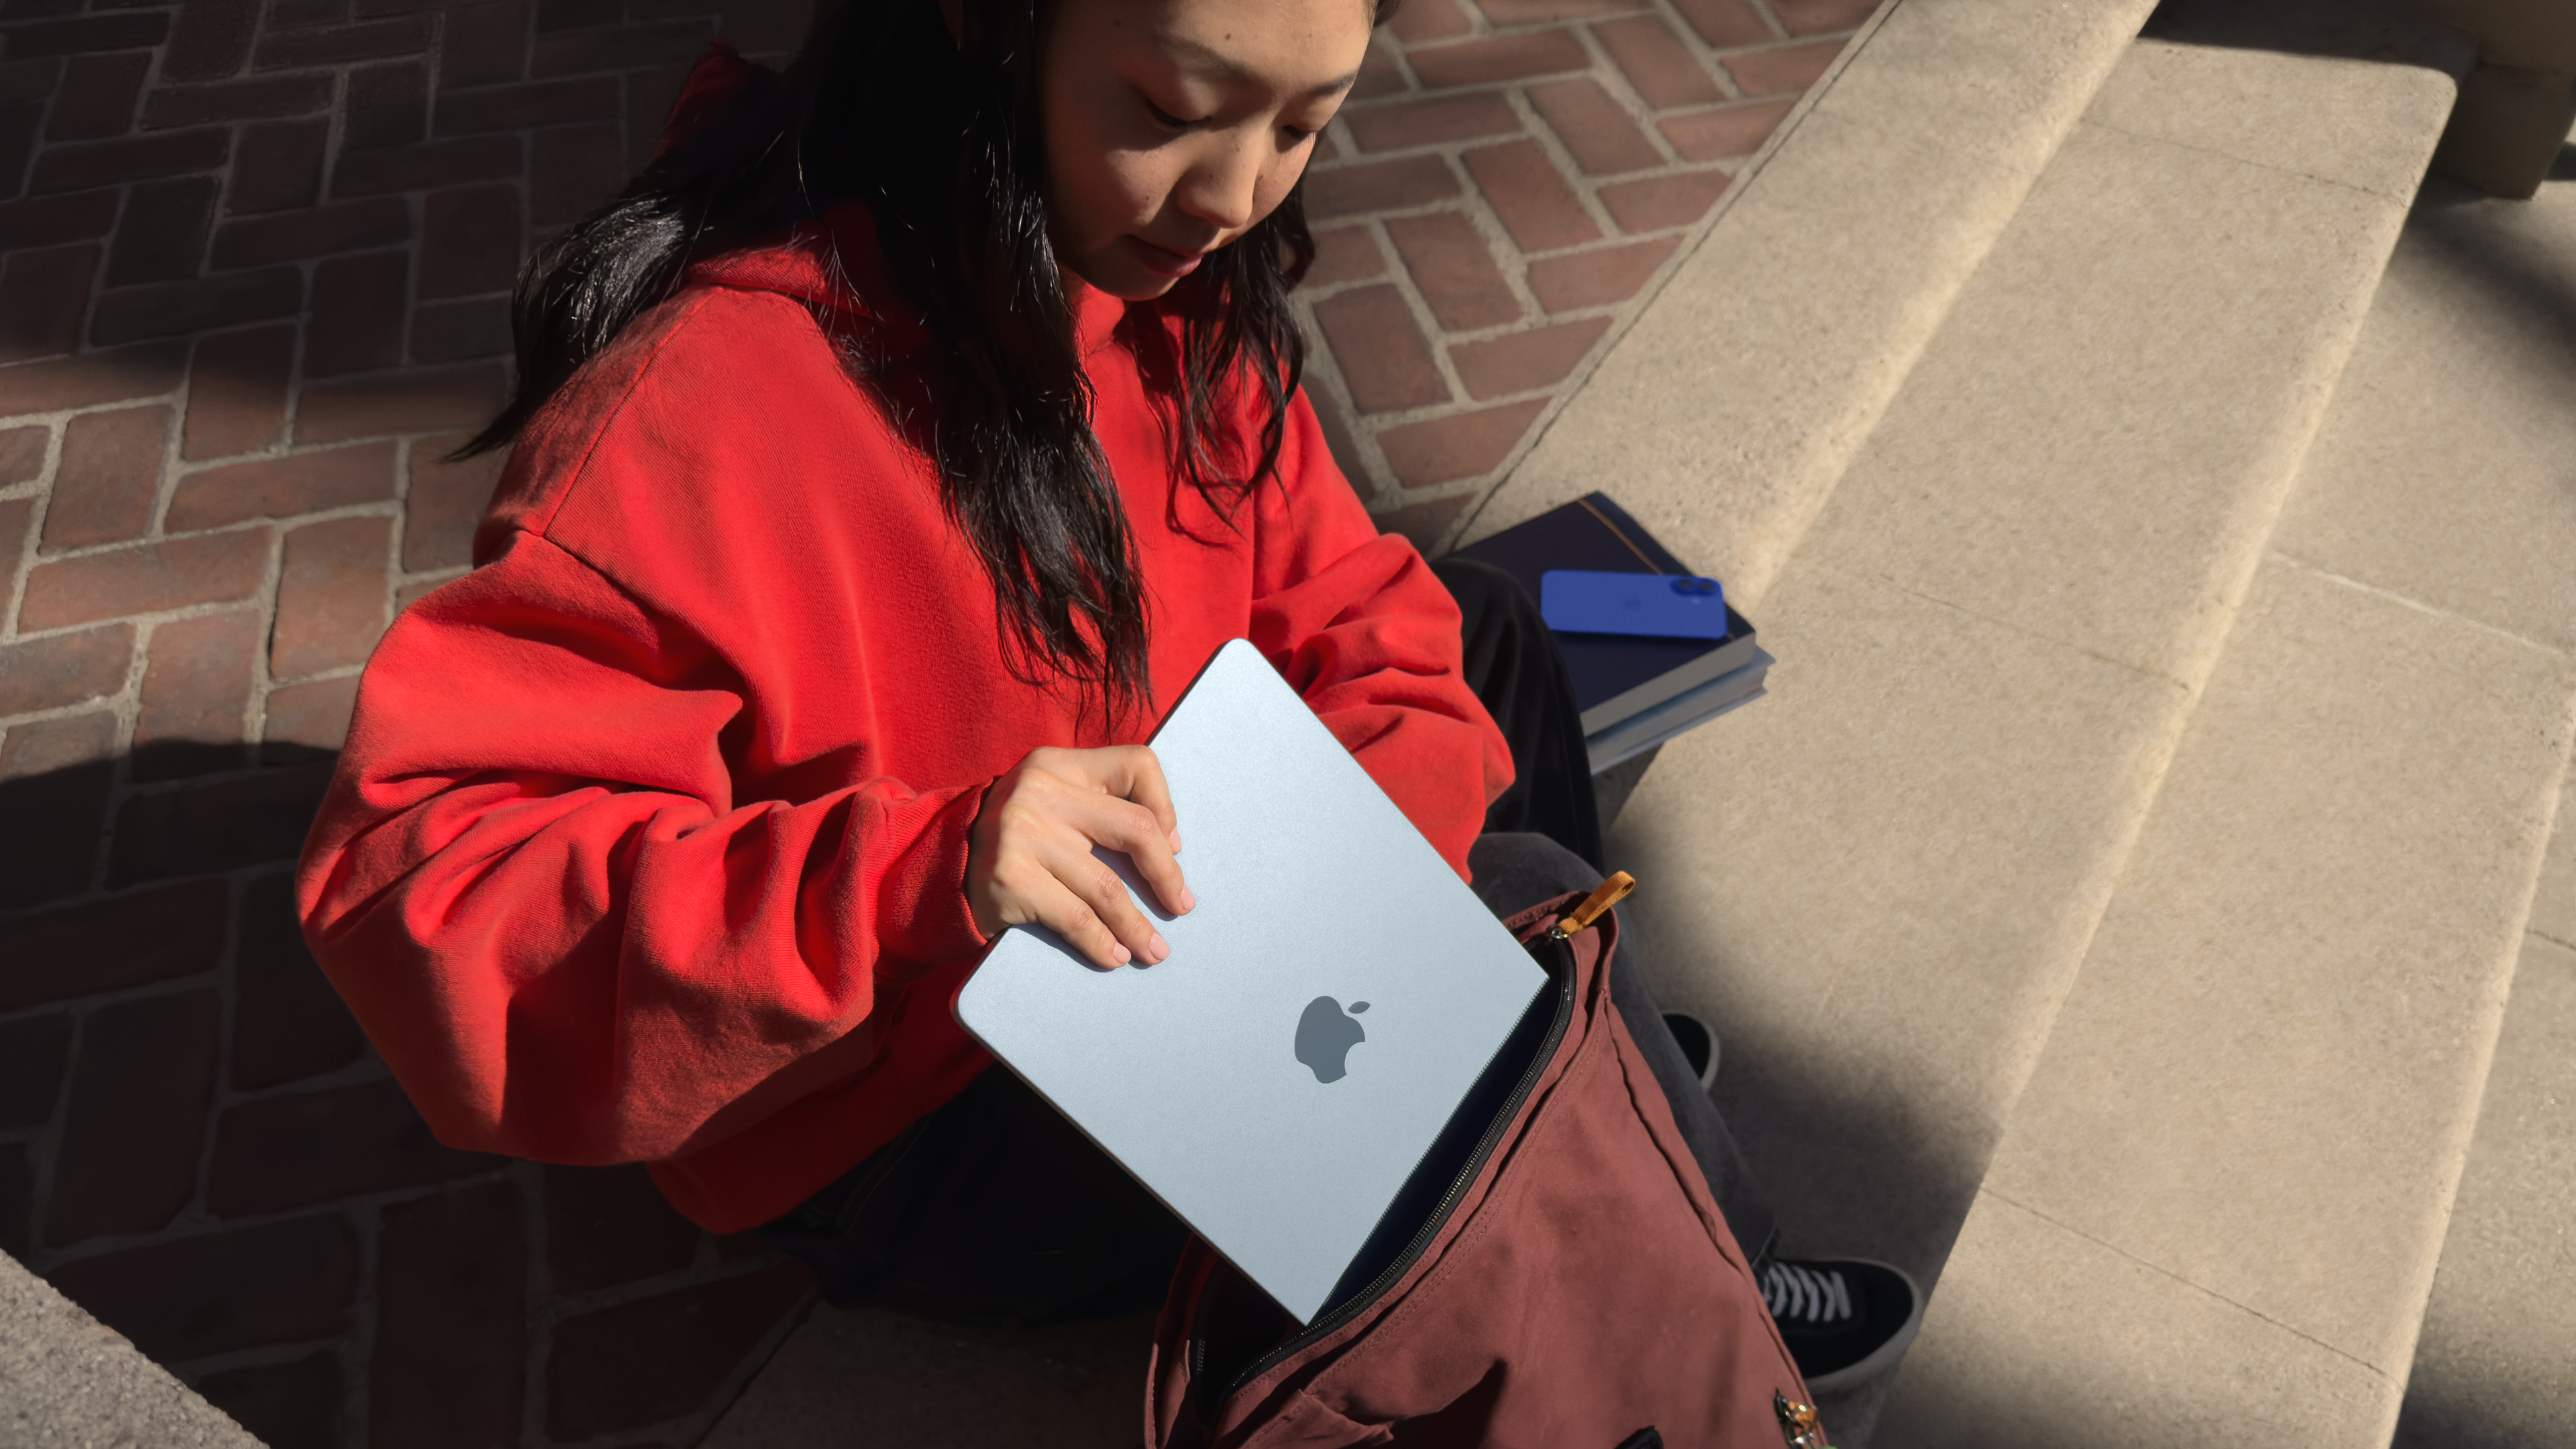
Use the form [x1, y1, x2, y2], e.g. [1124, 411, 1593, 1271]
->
[1660, 1010, 1719, 1090]
[1759, 1256, 1923, 1392]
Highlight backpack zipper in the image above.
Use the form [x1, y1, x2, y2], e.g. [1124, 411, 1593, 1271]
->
[1206, 927, 1584, 1407]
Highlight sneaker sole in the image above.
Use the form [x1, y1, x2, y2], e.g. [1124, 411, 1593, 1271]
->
[1796, 1258, 1925, 1395]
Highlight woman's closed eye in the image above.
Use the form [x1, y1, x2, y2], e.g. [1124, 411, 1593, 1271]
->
[1141, 94, 1205, 130]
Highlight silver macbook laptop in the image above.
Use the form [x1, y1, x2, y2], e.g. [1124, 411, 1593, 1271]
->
[954, 638, 1549, 1324]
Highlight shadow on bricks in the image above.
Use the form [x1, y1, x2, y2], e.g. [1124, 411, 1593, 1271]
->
[0, 746, 814, 1449]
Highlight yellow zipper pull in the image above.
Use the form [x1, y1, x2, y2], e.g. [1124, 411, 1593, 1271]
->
[1549, 871, 1635, 940]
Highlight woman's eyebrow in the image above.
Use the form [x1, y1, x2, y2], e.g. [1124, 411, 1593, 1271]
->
[1159, 34, 1360, 97]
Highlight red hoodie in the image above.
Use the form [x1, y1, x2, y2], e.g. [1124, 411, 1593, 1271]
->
[296, 207, 1515, 1232]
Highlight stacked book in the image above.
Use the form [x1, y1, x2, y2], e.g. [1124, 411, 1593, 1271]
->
[1450, 493, 1771, 775]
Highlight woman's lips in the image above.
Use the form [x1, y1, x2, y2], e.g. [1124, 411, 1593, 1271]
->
[1126, 235, 1208, 279]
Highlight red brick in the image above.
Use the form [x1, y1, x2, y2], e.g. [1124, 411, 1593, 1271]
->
[141, 73, 333, 128]
[1383, 211, 1518, 331]
[0, 189, 117, 249]
[1659, 98, 1792, 160]
[545, 1263, 811, 1439]
[0, 12, 167, 57]
[529, 17, 709, 76]
[295, 362, 506, 443]
[1303, 223, 1387, 289]
[46, 1214, 360, 1361]
[432, 73, 614, 134]
[1305, 154, 1460, 220]
[419, 182, 519, 298]
[0, 1013, 71, 1126]
[1725, 38, 1844, 97]
[1312, 285, 1449, 414]
[0, 341, 186, 413]
[304, 250, 409, 376]
[409, 296, 511, 363]
[1599, 167, 1730, 231]
[1473, 0, 1642, 21]
[0, 879, 227, 1010]
[105, 175, 220, 285]
[1376, 398, 1547, 486]
[1530, 78, 1662, 175]
[395, 574, 453, 612]
[0, 623, 131, 715]
[544, 1163, 698, 1293]
[1350, 37, 1405, 102]
[133, 608, 260, 777]
[1385, 0, 1470, 43]
[162, 0, 261, 83]
[0, 243, 94, 362]
[272, 516, 390, 678]
[44, 987, 221, 1246]
[535, 0, 619, 32]
[29, 127, 227, 195]
[262, 673, 357, 757]
[1669, 0, 1770, 49]
[528, 121, 621, 226]
[1448, 315, 1611, 398]
[1771, 0, 1880, 36]
[372, 1181, 527, 1449]
[404, 432, 504, 570]
[196, 1352, 341, 1449]
[329, 133, 521, 199]
[231, 871, 367, 1089]
[1463, 140, 1601, 250]
[0, 493, 26, 582]
[228, 118, 326, 212]
[270, 0, 352, 27]
[1524, 235, 1678, 311]
[1372, 489, 1474, 553]
[1592, 15, 1725, 108]
[108, 759, 335, 883]
[168, 442, 396, 531]
[1345, 92, 1520, 154]
[211, 195, 409, 270]
[44, 52, 148, 141]
[19, 529, 268, 630]
[252, 13, 435, 68]
[42, 405, 171, 550]
[0, 98, 42, 205]
[209, 1078, 502, 1216]
[0, 712, 114, 906]
[344, 58, 429, 150]
[437, 0, 531, 91]
[184, 324, 293, 458]
[0, 422, 43, 482]
[1405, 32, 1589, 90]
[91, 266, 303, 345]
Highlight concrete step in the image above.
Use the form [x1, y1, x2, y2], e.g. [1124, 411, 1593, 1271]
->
[1884, 99, 2576, 1449]
[1486, 3, 2485, 1440]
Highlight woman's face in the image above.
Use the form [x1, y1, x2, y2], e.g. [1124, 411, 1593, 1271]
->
[1039, 0, 1374, 301]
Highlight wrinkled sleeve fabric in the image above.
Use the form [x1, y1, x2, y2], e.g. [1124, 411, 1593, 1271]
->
[296, 527, 988, 1168]
[1246, 392, 1515, 880]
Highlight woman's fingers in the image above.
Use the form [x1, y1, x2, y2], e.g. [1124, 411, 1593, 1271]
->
[1067, 790, 1193, 920]
[1047, 835, 1169, 967]
[1020, 868, 1138, 970]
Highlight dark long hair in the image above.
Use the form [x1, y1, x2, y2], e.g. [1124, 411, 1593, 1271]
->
[466, 0, 1352, 718]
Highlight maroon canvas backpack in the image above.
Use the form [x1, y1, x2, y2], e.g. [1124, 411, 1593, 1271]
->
[1144, 881, 1829, 1448]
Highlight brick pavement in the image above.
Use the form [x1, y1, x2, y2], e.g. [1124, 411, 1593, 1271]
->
[0, 0, 1862, 1440]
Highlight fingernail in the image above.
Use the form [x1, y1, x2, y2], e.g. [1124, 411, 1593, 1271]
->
[1113, 943, 1132, 964]
[1169, 831, 1183, 853]
[1148, 932, 1169, 961]
[1180, 890, 1196, 914]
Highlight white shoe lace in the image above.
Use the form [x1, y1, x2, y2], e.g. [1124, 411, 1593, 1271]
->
[1762, 1261, 1853, 1326]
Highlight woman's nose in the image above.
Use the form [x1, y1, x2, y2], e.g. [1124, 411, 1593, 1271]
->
[1175, 129, 1265, 232]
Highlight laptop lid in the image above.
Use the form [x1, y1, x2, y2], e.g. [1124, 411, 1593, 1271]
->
[954, 639, 1548, 1324]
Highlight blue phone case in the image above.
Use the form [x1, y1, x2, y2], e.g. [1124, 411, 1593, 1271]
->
[1538, 570, 1730, 641]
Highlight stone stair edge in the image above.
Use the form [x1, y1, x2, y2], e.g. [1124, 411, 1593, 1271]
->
[1453, 0, 2165, 607]
[1, 1248, 264, 1449]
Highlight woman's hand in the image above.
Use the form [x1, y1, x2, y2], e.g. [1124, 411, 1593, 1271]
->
[966, 745, 1194, 968]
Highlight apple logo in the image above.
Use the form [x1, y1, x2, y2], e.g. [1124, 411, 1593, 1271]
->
[1295, 996, 1370, 1083]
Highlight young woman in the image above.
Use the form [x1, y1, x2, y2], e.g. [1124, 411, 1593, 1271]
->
[297, 0, 1917, 1396]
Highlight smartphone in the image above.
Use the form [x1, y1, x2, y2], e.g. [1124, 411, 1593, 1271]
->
[1538, 569, 1729, 641]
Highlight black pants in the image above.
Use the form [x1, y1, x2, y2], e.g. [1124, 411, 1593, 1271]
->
[761, 571, 1778, 1324]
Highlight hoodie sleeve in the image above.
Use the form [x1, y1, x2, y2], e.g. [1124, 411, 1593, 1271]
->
[1246, 392, 1515, 880]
